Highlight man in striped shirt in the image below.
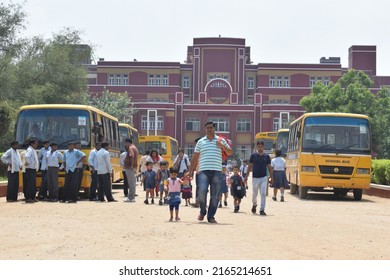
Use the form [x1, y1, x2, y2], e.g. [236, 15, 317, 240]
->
[188, 121, 232, 223]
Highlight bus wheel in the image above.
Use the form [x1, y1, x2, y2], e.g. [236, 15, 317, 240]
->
[298, 186, 308, 199]
[290, 184, 297, 195]
[353, 189, 363, 201]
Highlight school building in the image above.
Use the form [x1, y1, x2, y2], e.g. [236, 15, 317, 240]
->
[86, 37, 390, 159]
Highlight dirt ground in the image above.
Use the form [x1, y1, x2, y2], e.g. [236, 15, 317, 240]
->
[0, 177, 389, 260]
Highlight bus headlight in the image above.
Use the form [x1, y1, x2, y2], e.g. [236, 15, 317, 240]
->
[302, 166, 316, 172]
[357, 168, 370, 174]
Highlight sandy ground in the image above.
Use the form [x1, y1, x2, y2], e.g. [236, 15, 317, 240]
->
[0, 177, 390, 260]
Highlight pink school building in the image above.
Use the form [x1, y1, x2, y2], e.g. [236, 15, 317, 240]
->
[87, 37, 390, 159]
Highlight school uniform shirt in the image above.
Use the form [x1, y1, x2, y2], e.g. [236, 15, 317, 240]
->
[38, 147, 50, 171]
[63, 149, 86, 173]
[96, 148, 112, 175]
[174, 154, 190, 173]
[271, 157, 286, 171]
[46, 150, 63, 167]
[25, 146, 39, 171]
[1, 148, 22, 173]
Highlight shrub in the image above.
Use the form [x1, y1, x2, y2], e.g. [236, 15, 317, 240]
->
[371, 159, 390, 185]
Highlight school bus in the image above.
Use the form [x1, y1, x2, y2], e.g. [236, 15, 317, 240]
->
[118, 123, 139, 147]
[255, 131, 277, 156]
[286, 112, 371, 200]
[276, 128, 289, 157]
[138, 135, 179, 167]
[15, 104, 122, 196]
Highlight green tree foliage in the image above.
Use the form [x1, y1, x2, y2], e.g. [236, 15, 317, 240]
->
[300, 70, 390, 158]
[89, 88, 137, 125]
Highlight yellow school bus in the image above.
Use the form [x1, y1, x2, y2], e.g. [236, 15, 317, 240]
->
[15, 104, 122, 196]
[286, 112, 371, 200]
[138, 135, 179, 167]
[276, 128, 289, 157]
[255, 131, 277, 156]
[118, 123, 139, 147]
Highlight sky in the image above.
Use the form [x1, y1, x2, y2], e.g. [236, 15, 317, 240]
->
[9, 0, 390, 75]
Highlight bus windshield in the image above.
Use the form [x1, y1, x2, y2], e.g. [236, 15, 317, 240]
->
[140, 141, 167, 155]
[302, 116, 371, 154]
[16, 109, 91, 149]
[276, 131, 289, 156]
[255, 138, 274, 151]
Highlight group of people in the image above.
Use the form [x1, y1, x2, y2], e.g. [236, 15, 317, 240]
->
[2, 120, 289, 224]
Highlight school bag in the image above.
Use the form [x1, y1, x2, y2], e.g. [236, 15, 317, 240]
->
[217, 135, 232, 162]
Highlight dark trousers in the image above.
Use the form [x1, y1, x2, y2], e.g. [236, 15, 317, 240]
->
[98, 173, 114, 201]
[47, 167, 59, 200]
[7, 171, 19, 201]
[25, 168, 37, 200]
[38, 170, 48, 198]
[90, 171, 98, 200]
[123, 171, 129, 196]
[77, 167, 84, 189]
[63, 170, 79, 201]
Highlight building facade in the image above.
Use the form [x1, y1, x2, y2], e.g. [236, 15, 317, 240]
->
[87, 37, 390, 160]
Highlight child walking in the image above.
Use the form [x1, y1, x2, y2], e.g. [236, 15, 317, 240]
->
[270, 149, 289, 202]
[230, 166, 246, 213]
[143, 161, 157, 204]
[219, 165, 229, 208]
[157, 161, 170, 205]
[181, 173, 192, 206]
[165, 167, 183, 221]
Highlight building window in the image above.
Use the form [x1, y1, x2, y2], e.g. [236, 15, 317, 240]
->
[148, 75, 155, 86]
[283, 76, 289, 87]
[141, 115, 164, 130]
[155, 75, 161, 86]
[116, 74, 121, 85]
[208, 117, 229, 132]
[269, 76, 275, 87]
[273, 118, 280, 131]
[310, 76, 330, 87]
[108, 74, 115, 85]
[185, 117, 200, 131]
[123, 74, 128, 85]
[247, 77, 254, 89]
[162, 75, 168, 86]
[236, 118, 251, 132]
[208, 73, 230, 82]
[324, 76, 330, 85]
[182, 76, 190, 88]
[310, 77, 316, 86]
[185, 144, 195, 158]
[237, 145, 252, 161]
[276, 76, 283, 87]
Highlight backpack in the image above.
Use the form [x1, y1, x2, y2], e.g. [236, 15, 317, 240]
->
[218, 135, 232, 162]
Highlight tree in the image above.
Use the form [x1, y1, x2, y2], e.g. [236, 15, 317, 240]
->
[300, 70, 390, 157]
[89, 88, 137, 125]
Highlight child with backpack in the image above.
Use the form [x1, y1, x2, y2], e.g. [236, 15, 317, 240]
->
[230, 166, 246, 213]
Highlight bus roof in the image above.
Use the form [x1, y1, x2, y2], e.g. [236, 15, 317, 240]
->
[291, 112, 369, 126]
[119, 123, 138, 132]
[139, 135, 178, 143]
[255, 131, 277, 138]
[19, 104, 119, 121]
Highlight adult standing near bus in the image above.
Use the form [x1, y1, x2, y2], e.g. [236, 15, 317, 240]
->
[1, 141, 22, 202]
[88, 142, 100, 201]
[244, 140, 273, 216]
[173, 149, 190, 178]
[97, 142, 117, 202]
[61, 142, 86, 203]
[46, 143, 63, 202]
[123, 138, 139, 203]
[38, 140, 50, 200]
[24, 138, 39, 203]
[188, 121, 232, 223]
[75, 141, 84, 194]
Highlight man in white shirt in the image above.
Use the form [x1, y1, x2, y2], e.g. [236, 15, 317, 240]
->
[1, 141, 22, 202]
[173, 149, 190, 178]
[38, 140, 50, 200]
[24, 139, 39, 203]
[97, 142, 117, 202]
[46, 143, 63, 202]
[88, 142, 100, 201]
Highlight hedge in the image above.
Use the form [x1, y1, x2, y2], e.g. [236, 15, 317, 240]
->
[371, 159, 390, 185]
[0, 152, 6, 178]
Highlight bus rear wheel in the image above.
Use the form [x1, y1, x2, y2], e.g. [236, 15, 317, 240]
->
[353, 189, 363, 201]
[298, 186, 308, 199]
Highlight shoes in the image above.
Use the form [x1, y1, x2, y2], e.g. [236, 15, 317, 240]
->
[234, 206, 239, 213]
[159, 199, 163, 205]
[219, 202, 222, 208]
[175, 217, 180, 221]
[251, 205, 257, 214]
[124, 198, 136, 202]
[66, 200, 77, 203]
[89, 198, 98, 201]
[224, 200, 227, 206]
[197, 214, 205, 221]
[260, 210, 267, 216]
[59, 200, 66, 203]
[164, 198, 167, 204]
[190, 203, 199, 208]
[151, 199, 154, 204]
[6, 199, 16, 202]
[208, 218, 217, 224]
[272, 196, 277, 201]
[169, 217, 173, 222]
[25, 199, 34, 203]
[281, 196, 284, 202]
[108, 199, 118, 202]
[144, 199, 149, 204]
[50, 199, 58, 202]
[99, 199, 106, 202]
